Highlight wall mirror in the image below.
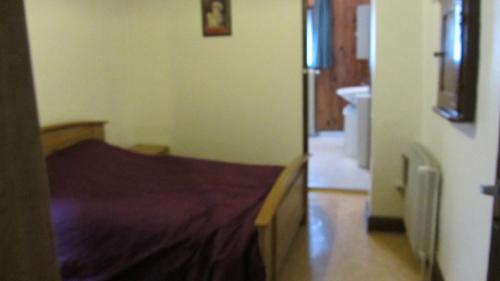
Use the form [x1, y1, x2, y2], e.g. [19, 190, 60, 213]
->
[434, 0, 480, 122]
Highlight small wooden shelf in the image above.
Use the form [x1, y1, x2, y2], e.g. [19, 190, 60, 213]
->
[130, 144, 170, 156]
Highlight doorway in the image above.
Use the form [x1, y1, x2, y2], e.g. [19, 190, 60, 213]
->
[305, 0, 372, 191]
[485, 136, 500, 280]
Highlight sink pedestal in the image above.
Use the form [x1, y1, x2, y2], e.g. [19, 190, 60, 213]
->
[343, 104, 358, 158]
[337, 86, 371, 164]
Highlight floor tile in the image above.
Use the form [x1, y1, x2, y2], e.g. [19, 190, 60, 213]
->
[308, 132, 371, 191]
[279, 191, 421, 281]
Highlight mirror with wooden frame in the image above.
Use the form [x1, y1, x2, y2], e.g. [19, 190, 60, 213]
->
[434, 0, 480, 122]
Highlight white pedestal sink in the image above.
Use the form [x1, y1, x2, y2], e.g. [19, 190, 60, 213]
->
[337, 86, 370, 105]
[337, 86, 370, 160]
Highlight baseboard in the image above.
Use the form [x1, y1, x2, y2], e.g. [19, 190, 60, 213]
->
[367, 216, 406, 233]
[431, 262, 445, 281]
[308, 187, 369, 195]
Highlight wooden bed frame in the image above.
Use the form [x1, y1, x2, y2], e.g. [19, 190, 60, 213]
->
[41, 121, 308, 281]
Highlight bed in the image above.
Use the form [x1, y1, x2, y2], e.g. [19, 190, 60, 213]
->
[41, 121, 308, 281]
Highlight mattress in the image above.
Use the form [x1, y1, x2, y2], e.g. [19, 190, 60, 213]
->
[46, 140, 283, 281]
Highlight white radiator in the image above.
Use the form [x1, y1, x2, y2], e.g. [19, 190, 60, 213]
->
[403, 144, 441, 281]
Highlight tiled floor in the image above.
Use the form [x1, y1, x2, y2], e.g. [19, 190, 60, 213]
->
[308, 132, 371, 191]
[280, 191, 422, 281]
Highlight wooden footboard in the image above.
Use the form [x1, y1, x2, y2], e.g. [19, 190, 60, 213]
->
[255, 155, 308, 281]
[40, 121, 308, 281]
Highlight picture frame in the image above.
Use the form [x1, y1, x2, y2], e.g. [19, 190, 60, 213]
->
[434, 0, 480, 122]
[202, 0, 232, 37]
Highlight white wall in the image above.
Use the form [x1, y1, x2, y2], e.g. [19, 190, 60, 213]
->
[25, 0, 176, 147]
[370, 0, 423, 216]
[372, 1, 500, 279]
[420, 1, 500, 280]
[26, 0, 303, 166]
[167, 0, 303, 165]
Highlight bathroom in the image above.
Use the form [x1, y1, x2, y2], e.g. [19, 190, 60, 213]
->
[306, 0, 372, 191]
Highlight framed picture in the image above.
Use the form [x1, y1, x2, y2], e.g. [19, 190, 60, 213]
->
[434, 0, 480, 122]
[202, 0, 231, 36]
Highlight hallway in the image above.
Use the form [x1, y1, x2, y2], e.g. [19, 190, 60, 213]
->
[280, 191, 421, 281]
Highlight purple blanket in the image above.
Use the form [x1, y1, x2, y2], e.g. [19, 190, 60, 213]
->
[46, 140, 283, 281]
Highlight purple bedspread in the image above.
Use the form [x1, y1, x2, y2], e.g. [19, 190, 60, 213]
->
[46, 140, 283, 281]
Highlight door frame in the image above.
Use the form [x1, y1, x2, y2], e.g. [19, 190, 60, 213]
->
[486, 137, 500, 280]
[0, 0, 61, 279]
[302, 0, 309, 155]
[302, 0, 311, 193]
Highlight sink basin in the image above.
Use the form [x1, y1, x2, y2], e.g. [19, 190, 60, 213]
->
[337, 86, 370, 104]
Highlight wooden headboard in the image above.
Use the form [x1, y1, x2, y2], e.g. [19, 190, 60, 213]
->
[41, 121, 107, 157]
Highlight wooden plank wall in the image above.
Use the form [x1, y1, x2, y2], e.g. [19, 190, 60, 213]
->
[315, 0, 371, 131]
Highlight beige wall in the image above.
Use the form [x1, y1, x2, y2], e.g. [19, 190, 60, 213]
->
[420, 1, 500, 280]
[370, 0, 423, 216]
[26, 0, 303, 166]
[372, 1, 500, 279]
[167, 0, 303, 165]
[25, 0, 176, 147]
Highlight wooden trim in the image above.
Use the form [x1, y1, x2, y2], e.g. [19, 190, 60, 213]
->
[367, 216, 406, 233]
[255, 155, 308, 227]
[40, 121, 107, 157]
[41, 121, 106, 133]
[487, 101, 500, 280]
[255, 155, 308, 281]
[431, 262, 445, 281]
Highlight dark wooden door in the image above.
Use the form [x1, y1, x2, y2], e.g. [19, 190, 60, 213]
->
[485, 152, 500, 280]
[315, 0, 371, 131]
[0, 1, 61, 280]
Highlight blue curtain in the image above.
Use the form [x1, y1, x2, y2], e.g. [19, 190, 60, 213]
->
[308, 0, 332, 69]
